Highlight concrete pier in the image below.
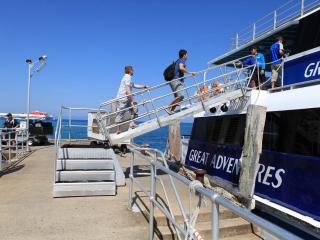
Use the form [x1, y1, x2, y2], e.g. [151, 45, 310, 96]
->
[0, 145, 147, 240]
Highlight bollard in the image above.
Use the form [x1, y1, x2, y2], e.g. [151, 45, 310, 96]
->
[194, 169, 207, 184]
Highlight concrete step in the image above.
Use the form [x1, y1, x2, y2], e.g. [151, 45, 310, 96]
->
[53, 182, 116, 197]
[56, 159, 114, 170]
[58, 148, 114, 159]
[154, 207, 238, 226]
[221, 233, 262, 240]
[157, 217, 252, 240]
[55, 170, 115, 182]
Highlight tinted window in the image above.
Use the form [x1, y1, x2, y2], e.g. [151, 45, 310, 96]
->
[191, 108, 320, 157]
[191, 114, 246, 146]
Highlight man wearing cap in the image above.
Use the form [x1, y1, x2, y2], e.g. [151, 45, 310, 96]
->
[2, 113, 19, 145]
[3, 113, 19, 129]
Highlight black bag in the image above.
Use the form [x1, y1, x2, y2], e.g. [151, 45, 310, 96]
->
[163, 61, 176, 81]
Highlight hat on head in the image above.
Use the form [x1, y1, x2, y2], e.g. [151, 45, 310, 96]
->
[6, 113, 12, 117]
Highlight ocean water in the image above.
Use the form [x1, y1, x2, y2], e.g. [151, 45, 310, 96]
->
[49, 120, 193, 152]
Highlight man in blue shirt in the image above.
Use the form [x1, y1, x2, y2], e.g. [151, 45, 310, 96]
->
[167, 49, 196, 114]
[270, 36, 285, 89]
[241, 46, 265, 88]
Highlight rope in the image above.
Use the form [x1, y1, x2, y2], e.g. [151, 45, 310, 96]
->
[185, 180, 205, 240]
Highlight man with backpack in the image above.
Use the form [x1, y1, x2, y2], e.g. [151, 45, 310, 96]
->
[164, 49, 196, 114]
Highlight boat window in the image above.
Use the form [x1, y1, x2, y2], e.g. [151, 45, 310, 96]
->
[191, 108, 320, 157]
[263, 108, 320, 157]
[192, 115, 246, 146]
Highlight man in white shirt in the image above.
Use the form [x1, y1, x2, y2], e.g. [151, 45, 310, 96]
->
[115, 66, 150, 133]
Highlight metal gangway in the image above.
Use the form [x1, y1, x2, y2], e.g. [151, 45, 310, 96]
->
[97, 56, 258, 145]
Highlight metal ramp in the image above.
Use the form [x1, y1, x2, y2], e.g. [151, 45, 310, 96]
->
[96, 56, 257, 145]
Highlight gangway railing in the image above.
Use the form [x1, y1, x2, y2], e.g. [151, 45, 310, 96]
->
[0, 128, 28, 172]
[128, 146, 302, 240]
[230, 0, 320, 50]
[97, 56, 257, 145]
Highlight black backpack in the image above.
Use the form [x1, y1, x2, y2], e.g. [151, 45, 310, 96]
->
[163, 61, 176, 81]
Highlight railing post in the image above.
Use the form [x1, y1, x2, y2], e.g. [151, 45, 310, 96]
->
[0, 130, 2, 171]
[15, 130, 18, 155]
[149, 161, 156, 240]
[236, 33, 239, 49]
[8, 131, 12, 162]
[301, 0, 304, 16]
[68, 108, 72, 142]
[147, 89, 161, 127]
[212, 202, 219, 240]
[273, 10, 277, 29]
[253, 23, 256, 40]
[128, 152, 135, 210]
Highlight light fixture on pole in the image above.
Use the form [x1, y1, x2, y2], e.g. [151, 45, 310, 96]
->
[25, 55, 48, 151]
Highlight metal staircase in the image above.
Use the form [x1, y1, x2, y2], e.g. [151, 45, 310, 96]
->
[53, 107, 126, 198]
[96, 56, 257, 145]
[53, 147, 116, 197]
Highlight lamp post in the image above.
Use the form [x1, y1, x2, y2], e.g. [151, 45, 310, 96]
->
[25, 55, 48, 151]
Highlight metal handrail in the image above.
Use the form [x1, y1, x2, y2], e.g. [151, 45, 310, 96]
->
[97, 55, 257, 143]
[128, 146, 302, 240]
[231, 0, 320, 50]
[0, 128, 28, 171]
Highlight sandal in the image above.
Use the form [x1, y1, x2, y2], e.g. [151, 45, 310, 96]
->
[164, 109, 174, 115]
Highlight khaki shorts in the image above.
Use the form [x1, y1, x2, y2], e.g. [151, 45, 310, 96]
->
[169, 79, 185, 98]
[271, 64, 282, 84]
[115, 100, 133, 123]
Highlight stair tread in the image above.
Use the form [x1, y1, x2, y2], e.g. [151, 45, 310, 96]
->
[53, 181, 116, 197]
[56, 170, 115, 173]
[57, 158, 113, 161]
[157, 217, 250, 233]
[54, 181, 115, 186]
[222, 233, 262, 240]
[158, 217, 251, 238]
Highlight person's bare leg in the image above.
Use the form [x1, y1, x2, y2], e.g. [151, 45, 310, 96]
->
[168, 96, 183, 112]
[250, 80, 256, 89]
[271, 81, 275, 89]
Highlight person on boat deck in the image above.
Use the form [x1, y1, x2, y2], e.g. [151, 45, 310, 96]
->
[115, 66, 150, 134]
[167, 49, 196, 114]
[2, 113, 19, 145]
[240, 46, 265, 89]
[270, 36, 285, 89]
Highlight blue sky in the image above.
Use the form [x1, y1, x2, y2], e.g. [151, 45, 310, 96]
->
[0, 0, 287, 117]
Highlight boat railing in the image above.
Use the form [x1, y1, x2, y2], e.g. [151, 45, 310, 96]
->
[128, 146, 302, 240]
[97, 55, 256, 144]
[0, 128, 28, 171]
[230, 0, 320, 50]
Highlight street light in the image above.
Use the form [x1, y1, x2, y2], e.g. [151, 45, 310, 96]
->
[25, 55, 48, 151]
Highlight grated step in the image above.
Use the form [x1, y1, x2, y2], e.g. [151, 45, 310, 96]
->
[53, 182, 116, 197]
[221, 233, 262, 240]
[153, 207, 238, 227]
[56, 159, 114, 170]
[58, 148, 114, 159]
[55, 170, 115, 182]
[157, 217, 252, 240]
